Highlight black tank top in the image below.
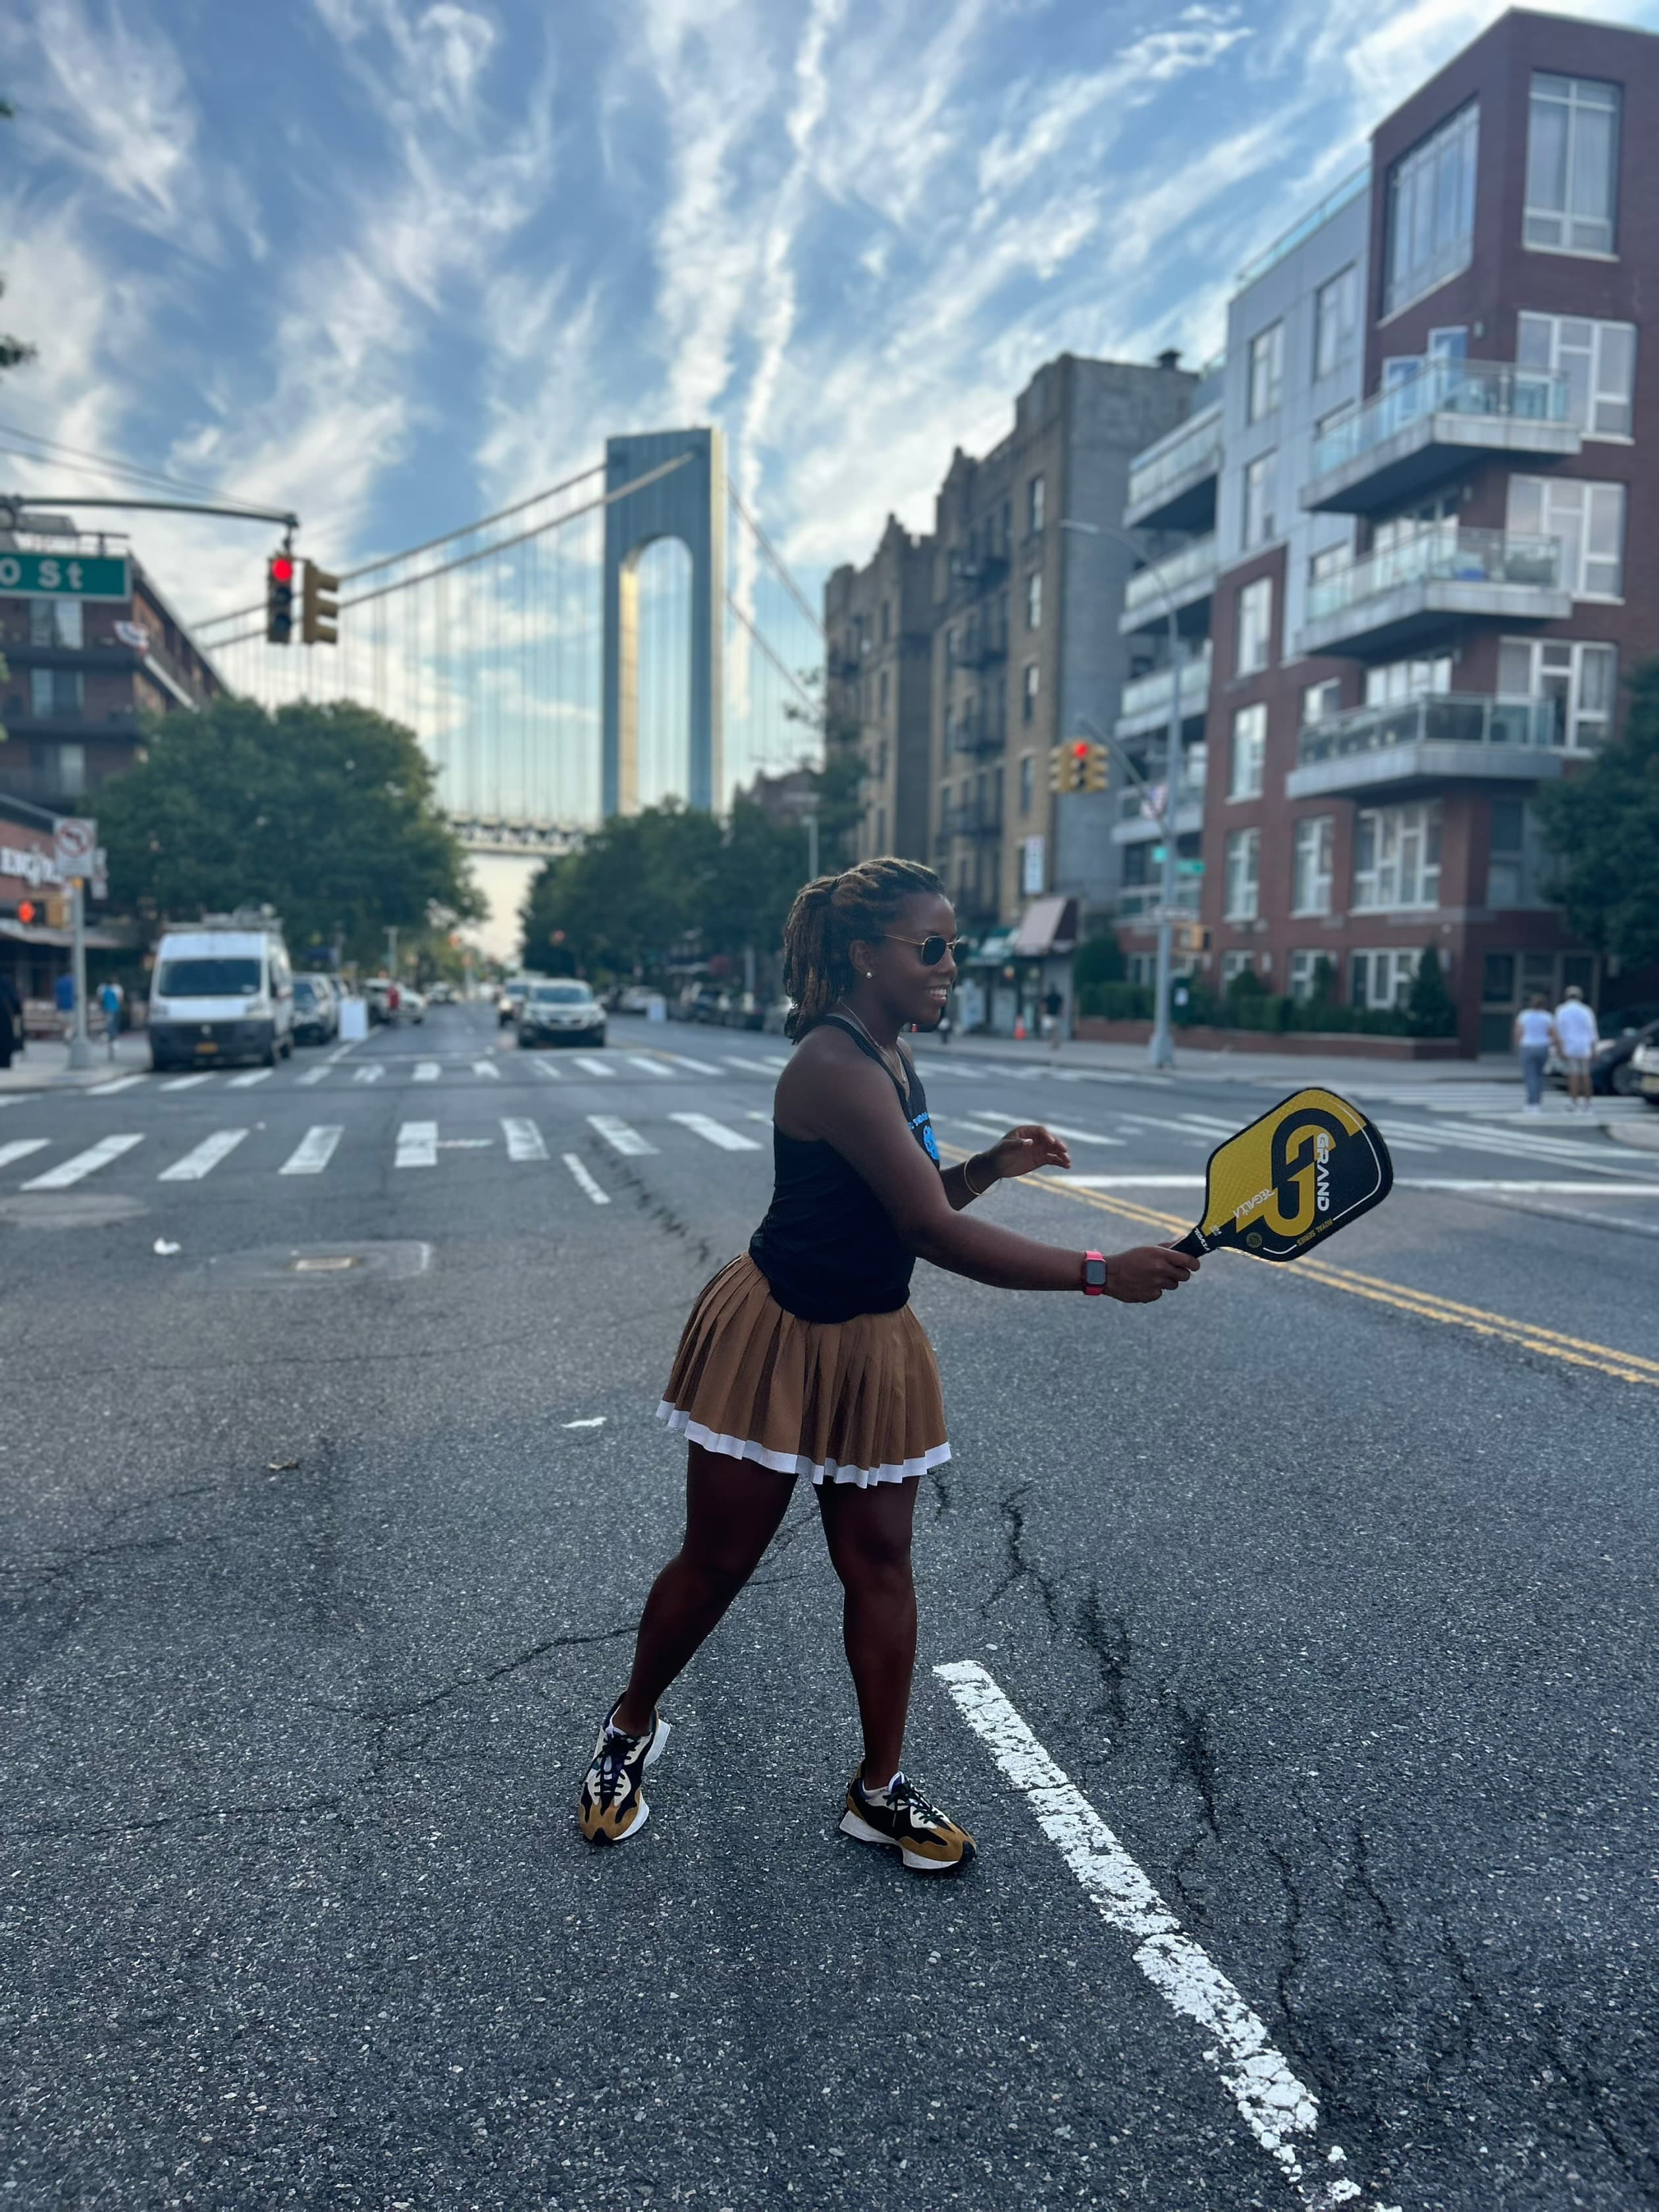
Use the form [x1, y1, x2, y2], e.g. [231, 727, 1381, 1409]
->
[749, 1014, 941, 1323]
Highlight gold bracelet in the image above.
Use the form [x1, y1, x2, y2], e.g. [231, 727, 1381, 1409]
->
[962, 1151, 993, 1198]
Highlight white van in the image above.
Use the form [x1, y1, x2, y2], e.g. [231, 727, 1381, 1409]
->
[148, 925, 295, 1072]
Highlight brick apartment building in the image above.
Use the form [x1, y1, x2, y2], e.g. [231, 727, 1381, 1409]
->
[1119, 7, 1656, 1053]
[824, 517, 935, 866]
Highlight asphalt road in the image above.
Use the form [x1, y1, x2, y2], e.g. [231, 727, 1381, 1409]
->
[3, 1003, 1656, 2211]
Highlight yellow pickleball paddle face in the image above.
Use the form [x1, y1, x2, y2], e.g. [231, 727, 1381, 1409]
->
[1188, 1087, 1393, 1261]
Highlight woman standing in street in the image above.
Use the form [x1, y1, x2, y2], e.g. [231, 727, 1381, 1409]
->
[579, 858, 1199, 1872]
[1514, 992, 1555, 1115]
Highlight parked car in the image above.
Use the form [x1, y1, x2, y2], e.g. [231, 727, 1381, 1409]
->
[1632, 1038, 1659, 1108]
[687, 985, 725, 1024]
[148, 923, 295, 1071]
[292, 973, 338, 1045]
[1548, 1005, 1659, 1095]
[401, 986, 427, 1024]
[426, 981, 455, 1005]
[498, 978, 531, 1028]
[760, 997, 793, 1035]
[518, 980, 606, 1048]
[615, 986, 656, 1015]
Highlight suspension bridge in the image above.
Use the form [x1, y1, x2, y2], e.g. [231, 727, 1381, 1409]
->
[190, 429, 827, 860]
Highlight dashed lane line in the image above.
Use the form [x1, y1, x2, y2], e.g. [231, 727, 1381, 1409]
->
[935, 1664, 1392, 2212]
[157, 1128, 250, 1181]
[0, 1138, 51, 1170]
[669, 1111, 762, 1153]
[502, 1117, 548, 1163]
[585, 1114, 656, 1157]
[21, 1132, 144, 1190]
[395, 1120, 438, 1169]
[280, 1126, 343, 1176]
[562, 1153, 610, 1205]
[226, 1068, 274, 1090]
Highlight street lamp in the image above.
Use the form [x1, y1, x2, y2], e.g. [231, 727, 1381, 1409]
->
[1059, 517, 1186, 1070]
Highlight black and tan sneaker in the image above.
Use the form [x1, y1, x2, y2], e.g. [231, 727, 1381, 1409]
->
[839, 1770, 976, 1874]
[577, 1700, 671, 1845]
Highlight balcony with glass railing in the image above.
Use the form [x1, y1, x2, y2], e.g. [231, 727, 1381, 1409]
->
[1286, 691, 1567, 801]
[1120, 533, 1217, 636]
[1294, 527, 1570, 659]
[1124, 404, 1223, 533]
[1111, 768, 1207, 845]
[1115, 643, 1213, 739]
[1302, 357, 1579, 515]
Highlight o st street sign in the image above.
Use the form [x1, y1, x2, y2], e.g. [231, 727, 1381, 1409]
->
[0, 552, 130, 602]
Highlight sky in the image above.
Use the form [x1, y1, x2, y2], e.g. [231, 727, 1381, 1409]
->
[3, 0, 1658, 768]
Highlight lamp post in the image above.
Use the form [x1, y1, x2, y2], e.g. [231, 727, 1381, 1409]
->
[1059, 518, 1185, 1070]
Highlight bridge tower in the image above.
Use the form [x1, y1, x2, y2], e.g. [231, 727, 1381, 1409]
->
[602, 427, 725, 818]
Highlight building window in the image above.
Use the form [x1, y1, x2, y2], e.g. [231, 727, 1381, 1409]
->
[1353, 801, 1442, 911]
[945, 625, 958, 668]
[1313, 265, 1359, 379]
[1219, 949, 1256, 989]
[1497, 636, 1617, 748]
[1487, 796, 1548, 908]
[880, 598, 891, 643]
[1028, 475, 1045, 534]
[1019, 752, 1035, 816]
[1364, 654, 1452, 706]
[1292, 816, 1335, 916]
[1525, 73, 1620, 255]
[1242, 452, 1277, 549]
[1234, 577, 1273, 677]
[1302, 677, 1344, 725]
[28, 597, 84, 648]
[876, 805, 887, 853]
[1516, 311, 1635, 436]
[1351, 949, 1420, 1011]
[1224, 828, 1260, 921]
[1247, 321, 1283, 421]
[1384, 100, 1479, 316]
[1026, 570, 1042, 630]
[1228, 702, 1266, 800]
[1287, 949, 1334, 1003]
[878, 668, 889, 716]
[877, 736, 890, 779]
[29, 666, 84, 719]
[1506, 475, 1625, 598]
[1022, 662, 1040, 724]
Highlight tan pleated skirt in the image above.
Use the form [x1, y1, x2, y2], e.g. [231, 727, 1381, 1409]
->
[656, 1253, 951, 1488]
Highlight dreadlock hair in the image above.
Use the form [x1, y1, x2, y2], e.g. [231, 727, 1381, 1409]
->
[781, 856, 944, 1040]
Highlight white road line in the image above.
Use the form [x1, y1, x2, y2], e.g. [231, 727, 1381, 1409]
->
[662, 1051, 722, 1074]
[1385, 1114, 1659, 1175]
[0, 1138, 51, 1170]
[722, 1055, 784, 1076]
[413, 1061, 440, 1082]
[323, 1040, 357, 1061]
[585, 1114, 656, 1156]
[22, 1132, 144, 1189]
[954, 1111, 1124, 1148]
[626, 1055, 673, 1078]
[562, 1152, 610, 1204]
[88, 1074, 147, 1095]
[161, 1073, 214, 1092]
[158, 1128, 250, 1181]
[670, 1111, 762, 1152]
[531, 1059, 564, 1081]
[471, 1059, 501, 1080]
[280, 1125, 343, 1175]
[1073, 1174, 1205, 1188]
[395, 1120, 438, 1168]
[353, 1065, 385, 1084]
[296, 1064, 330, 1086]
[226, 1068, 273, 1090]
[573, 1055, 616, 1078]
[1402, 1178, 1659, 1196]
[935, 1662, 1387, 2212]
[502, 1117, 548, 1162]
[745, 1110, 772, 1124]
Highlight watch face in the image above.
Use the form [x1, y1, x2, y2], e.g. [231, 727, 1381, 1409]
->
[1084, 1257, 1108, 1290]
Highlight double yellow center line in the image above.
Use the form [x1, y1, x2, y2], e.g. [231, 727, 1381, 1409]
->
[940, 1145, 1659, 1392]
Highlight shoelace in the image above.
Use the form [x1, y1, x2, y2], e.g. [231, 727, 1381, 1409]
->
[595, 1720, 646, 1806]
[870, 1772, 947, 1831]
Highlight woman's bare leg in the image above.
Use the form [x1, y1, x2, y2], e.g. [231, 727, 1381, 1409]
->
[612, 1442, 793, 1732]
[816, 1477, 921, 1785]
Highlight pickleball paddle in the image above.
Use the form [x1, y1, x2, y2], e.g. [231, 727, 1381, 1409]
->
[1172, 1087, 1392, 1261]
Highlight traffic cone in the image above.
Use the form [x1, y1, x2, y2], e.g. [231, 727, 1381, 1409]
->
[1013, 1017, 1026, 1040]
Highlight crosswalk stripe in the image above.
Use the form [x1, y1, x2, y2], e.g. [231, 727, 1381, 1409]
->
[88, 1074, 147, 1094]
[296, 1064, 330, 1086]
[472, 1060, 501, 1080]
[955, 1111, 1124, 1149]
[562, 1153, 610, 1203]
[1384, 1114, 1659, 1175]
[586, 1113, 656, 1156]
[159, 1128, 250, 1180]
[670, 1111, 762, 1152]
[161, 1073, 213, 1092]
[531, 1059, 564, 1080]
[723, 1055, 783, 1076]
[627, 1056, 673, 1078]
[573, 1055, 616, 1078]
[353, 1065, 384, 1084]
[22, 1132, 144, 1189]
[226, 1068, 273, 1089]
[502, 1117, 548, 1162]
[280, 1125, 343, 1175]
[414, 1061, 440, 1082]
[0, 1138, 51, 1169]
[662, 1052, 722, 1074]
[396, 1120, 438, 1168]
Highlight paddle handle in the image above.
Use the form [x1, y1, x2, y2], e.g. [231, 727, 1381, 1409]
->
[1172, 1227, 1207, 1257]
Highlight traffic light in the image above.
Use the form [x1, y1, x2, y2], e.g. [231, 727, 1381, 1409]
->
[266, 552, 295, 645]
[302, 560, 340, 646]
[16, 899, 36, 926]
[1083, 742, 1107, 791]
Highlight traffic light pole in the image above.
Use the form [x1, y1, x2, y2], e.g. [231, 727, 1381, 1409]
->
[66, 878, 93, 1071]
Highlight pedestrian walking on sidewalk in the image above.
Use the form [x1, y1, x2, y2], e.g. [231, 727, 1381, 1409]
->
[579, 857, 1200, 1872]
[1042, 984, 1064, 1051]
[1515, 992, 1554, 1114]
[1553, 986, 1599, 1113]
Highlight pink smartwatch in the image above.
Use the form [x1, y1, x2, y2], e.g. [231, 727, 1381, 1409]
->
[1082, 1250, 1107, 1296]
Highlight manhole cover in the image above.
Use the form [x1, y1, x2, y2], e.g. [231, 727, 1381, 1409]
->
[208, 1240, 433, 1288]
[0, 1192, 149, 1231]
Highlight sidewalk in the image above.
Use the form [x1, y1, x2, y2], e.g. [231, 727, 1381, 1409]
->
[910, 1028, 1520, 1091]
[0, 1033, 149, 1092]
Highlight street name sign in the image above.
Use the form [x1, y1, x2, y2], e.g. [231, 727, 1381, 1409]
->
[0, 552, 130, 601]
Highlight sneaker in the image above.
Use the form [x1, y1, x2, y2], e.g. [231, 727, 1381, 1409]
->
[578, 1700, 671, 1846]
[839, 1770, 976, 1874]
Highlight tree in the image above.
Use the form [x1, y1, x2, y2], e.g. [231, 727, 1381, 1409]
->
[1072, 928, 1126, 991]
[99, 695, 483, 962]
[1537, 658, 1659, 971]
[1, 103, 36, 379]
[1405, 945, 1456, 1037]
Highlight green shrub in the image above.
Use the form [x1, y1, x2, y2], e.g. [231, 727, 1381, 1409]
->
[1405, 945, 1457, 1038]
[1078, 980, 1153, 1020]
[1073, 931, 1126, 990]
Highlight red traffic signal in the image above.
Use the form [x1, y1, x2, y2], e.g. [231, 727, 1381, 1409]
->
[16, 899, 37, 925]
[266, 551, 295, 645]
[271, 555, 294, 584]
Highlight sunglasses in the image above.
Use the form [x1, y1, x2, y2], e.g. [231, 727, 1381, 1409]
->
[883, 934, 965, 966]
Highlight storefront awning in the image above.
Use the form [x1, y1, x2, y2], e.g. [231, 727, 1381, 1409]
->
[0, 918, 131, 951]
[1009, 895, 1079, 958]
[964, 928, 1019, 966]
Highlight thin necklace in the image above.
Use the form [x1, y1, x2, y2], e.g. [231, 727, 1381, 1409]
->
[836, 1001, 906, 1089]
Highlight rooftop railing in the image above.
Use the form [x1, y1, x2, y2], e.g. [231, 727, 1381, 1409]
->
[1309, 358, 1572, 481]
[1298, 692, 1562, 766]
[1125, 405, 1223, 515]
[1305, 527, 1562, 623]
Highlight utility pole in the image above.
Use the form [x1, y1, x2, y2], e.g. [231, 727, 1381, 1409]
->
[384, 924, 399, 976]
[804, 803, 820, 882]
[66, 876, 92, 1071]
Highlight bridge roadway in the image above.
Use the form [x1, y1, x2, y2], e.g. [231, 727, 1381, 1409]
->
[2, 1002, 1655, 2209]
